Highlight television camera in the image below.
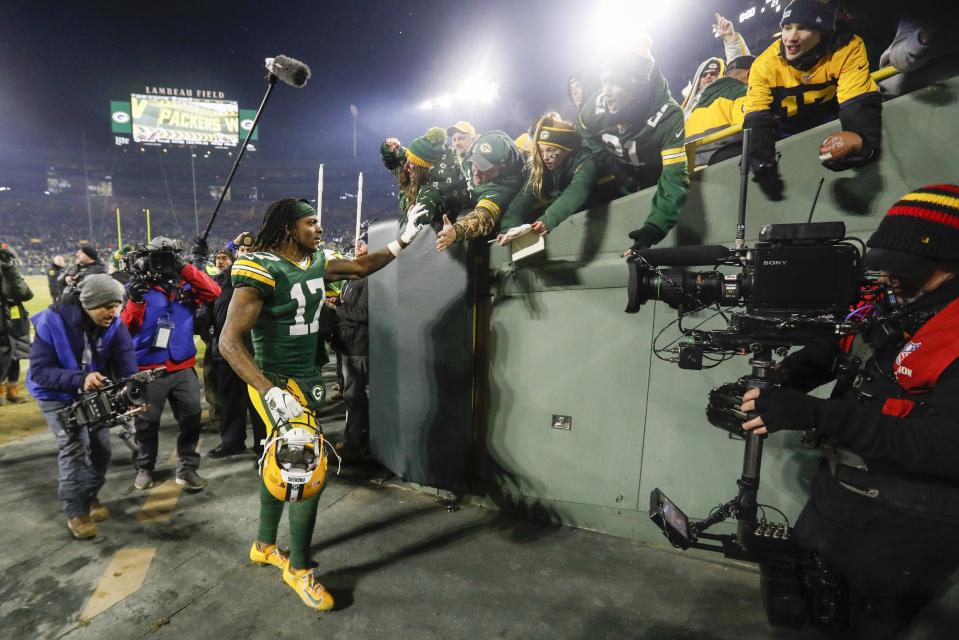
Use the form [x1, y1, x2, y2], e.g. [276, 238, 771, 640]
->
[56, 368, 167, 453]
[121, 237, 185, 285]
[631, 131, 873, 630]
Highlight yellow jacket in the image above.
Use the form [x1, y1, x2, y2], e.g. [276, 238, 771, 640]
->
[745, 34, 878, 134]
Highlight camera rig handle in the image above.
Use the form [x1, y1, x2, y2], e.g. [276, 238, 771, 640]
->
[735, 346, 775, 545]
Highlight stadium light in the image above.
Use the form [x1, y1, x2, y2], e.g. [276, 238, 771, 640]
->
[579, 0, 686, 65]
[417, 71, 499, 110]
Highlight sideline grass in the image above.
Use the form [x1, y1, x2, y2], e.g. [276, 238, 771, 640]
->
[0, 276, 208, 445]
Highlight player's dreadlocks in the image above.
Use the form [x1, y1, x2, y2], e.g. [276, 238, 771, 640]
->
[253, 197, 298, 251]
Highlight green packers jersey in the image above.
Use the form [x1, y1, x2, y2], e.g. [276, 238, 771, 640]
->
[231, 250, 328, 377]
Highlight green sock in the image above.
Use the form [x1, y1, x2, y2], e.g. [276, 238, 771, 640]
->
[288, 480, 326, 570]
[257, 481, 285, 545]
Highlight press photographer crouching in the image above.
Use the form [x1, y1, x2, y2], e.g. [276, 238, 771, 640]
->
[27, 274, 138, 539]
[741, 185, 959, 637]
[120, 237, 221, 491]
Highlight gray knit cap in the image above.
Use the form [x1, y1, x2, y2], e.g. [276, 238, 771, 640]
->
[79, 274, 125, 309]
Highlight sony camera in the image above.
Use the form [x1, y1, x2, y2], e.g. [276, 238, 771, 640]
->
[627, 221, 862, 363]
[57, 368, 167, 451]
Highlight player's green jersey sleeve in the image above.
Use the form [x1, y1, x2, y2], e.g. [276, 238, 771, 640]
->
[231, 254, 277, 301]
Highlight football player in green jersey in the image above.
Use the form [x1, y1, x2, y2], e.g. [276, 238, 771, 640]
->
[220, 197, 421, 611]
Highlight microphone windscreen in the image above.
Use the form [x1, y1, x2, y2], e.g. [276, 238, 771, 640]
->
[635, 244, 732, 267]
[265, 55, 311, 88]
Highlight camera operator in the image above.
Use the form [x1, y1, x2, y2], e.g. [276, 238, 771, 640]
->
[121, 237, 221, 491]
[27, 275, 137, 539]
[740, 185, 959, 637]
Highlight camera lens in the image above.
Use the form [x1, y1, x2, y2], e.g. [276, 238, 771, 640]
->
[116, 381, 146, 410]
[627, 263, 742, 312]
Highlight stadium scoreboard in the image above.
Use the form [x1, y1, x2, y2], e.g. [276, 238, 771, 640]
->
[110, 87, 258, 148]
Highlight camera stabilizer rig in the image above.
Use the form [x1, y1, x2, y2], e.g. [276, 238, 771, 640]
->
[57, 368, 167, 453]
[631, 130, 866, 629]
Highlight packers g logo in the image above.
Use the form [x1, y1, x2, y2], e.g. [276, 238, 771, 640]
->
[479, 143, 492, 154]
[112, 111, 130, 124]
[311, 385, 325, 402]
[540, 130, 551, 140]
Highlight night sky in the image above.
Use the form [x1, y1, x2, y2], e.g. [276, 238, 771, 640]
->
[0, 0, 781, 164]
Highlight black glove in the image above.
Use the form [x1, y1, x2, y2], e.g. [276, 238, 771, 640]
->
[752, 387, 823, 433]
[742, 118, 785, 201]
[191, 237, 209, 260]
[127, 278, 149, 304]
[821, 145, 876, 172]
[836, 97, 881, 173]
[627, 224, 667, 255]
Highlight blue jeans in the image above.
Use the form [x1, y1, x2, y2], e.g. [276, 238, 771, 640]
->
[39, 399, 112, 519]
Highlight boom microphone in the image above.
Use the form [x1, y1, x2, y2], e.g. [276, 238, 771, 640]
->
[633, 244, 732, 267]
[265, 55, 311, 88]
[199, 55, 311, 248]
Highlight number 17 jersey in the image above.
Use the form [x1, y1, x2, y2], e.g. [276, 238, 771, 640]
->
[231, 250, 327, 377]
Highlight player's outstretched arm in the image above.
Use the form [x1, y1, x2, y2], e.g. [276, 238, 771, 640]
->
[326, 244, 402, 281]
[219, 286, 274, 394]
[327, 206, 427, 280]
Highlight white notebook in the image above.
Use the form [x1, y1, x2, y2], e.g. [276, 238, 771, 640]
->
[510, 229, 546, 261]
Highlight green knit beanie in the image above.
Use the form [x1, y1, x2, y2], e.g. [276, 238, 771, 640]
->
[406, 127, 447, 168]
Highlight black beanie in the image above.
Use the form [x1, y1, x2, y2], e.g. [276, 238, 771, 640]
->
[78, 245, 98, 262]
[780, 0, 837, 35]
[727, 55, 755, 72]
[863, 185, 959, 274]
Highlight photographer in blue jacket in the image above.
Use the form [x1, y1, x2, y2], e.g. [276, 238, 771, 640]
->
[28, 274, 138, 540]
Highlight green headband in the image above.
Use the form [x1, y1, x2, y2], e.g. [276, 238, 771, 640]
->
[295, 199, 317, 220]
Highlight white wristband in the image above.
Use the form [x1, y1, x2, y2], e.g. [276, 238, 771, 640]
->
[387, 240, 403, 257]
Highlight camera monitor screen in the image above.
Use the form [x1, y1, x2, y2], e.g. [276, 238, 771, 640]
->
[131, 94, 239, 147]
[649, 489, 693, 549]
